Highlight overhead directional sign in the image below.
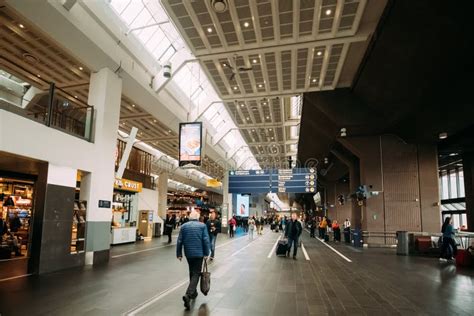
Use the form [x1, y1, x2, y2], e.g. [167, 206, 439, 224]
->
[228, 168, 317, 194]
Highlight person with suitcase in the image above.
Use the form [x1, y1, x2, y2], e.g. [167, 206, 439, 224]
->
[285, 212, 303, 260]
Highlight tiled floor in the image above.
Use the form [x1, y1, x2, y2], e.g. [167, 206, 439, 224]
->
[0, 227, 473, 316]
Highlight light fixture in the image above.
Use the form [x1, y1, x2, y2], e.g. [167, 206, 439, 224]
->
[168, 129, 172, 133]
[211, 0, 228, 13]
[37, 74, 41, 78]
[269, 128, 272, 131]
[233, 86, 238, 90]
[240, 103, 244, 107]
[439, 132, 448, 140]
[153, 119, 157, 123]
[271, 137, 274, 140]
[78, 66, 83, 71]
[74, 95, 78, 99]
[243, 21, 250, 28]
[132, 104, 136, 107]
[222, 62, 227, 67]
[263, 102, 267, 105]
[312, 78, 317, 83]
[252, 59, 257, 64]
[324, 157, 329, 164]
[258, 84, 263, 88]
[340, 127, 347, 137]
[317, 51, 322, 56]
[266, 116, 270, 119]
[252, 129, 255, 132]
[325, 9, 332, 16]
[207, 27, 213, 33]
[18, 24, 24, 29]
[449, 153, 458, 157]
[246, 117, 250, 120]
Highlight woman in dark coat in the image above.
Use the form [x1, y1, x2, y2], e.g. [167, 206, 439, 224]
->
[164, 214, 176, 244]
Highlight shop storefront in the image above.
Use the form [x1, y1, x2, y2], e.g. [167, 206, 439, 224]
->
[111, 178, 142, 245]
[0, 174, 36, 279]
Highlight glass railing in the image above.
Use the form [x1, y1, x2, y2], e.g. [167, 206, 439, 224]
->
[0, 83, 94, 142]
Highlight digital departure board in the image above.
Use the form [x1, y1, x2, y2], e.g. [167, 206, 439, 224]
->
[228, 168, 317, 194]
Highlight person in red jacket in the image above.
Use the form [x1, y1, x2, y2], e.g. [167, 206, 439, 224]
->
[332, 220, 341, 242]
[228, 216, 237, 238]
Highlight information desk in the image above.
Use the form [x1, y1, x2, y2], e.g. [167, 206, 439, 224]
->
[111, 227, 136, 245]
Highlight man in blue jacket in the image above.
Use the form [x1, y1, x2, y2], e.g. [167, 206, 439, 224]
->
[177, 210, 211, 310]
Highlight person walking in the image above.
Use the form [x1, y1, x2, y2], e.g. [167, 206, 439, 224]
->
[176, 210, 211, 310]
[248, 216, 256, 240]
[343, 218, 351, 243]
[309, 217, 316, 238]
[285, 212, 303, 260]
[440, 217, 457, 261]
[206, 212, 221, 260]
[228, 216, 237, 238]
[332, 220, 341, 242]
[164, 214, 175, 244]
[319, 217, 328, 239]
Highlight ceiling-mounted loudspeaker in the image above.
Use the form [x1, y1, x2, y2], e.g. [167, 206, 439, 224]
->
[211, 0, 228, 13]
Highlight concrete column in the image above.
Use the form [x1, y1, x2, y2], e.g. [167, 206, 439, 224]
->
[157, 171, 168, 219]
[463, 152, 474, 232]
[83, 68, 122, 265]
[222, 172, 231, 232]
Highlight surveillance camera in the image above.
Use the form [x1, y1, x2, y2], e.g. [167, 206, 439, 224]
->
[163, 61, 172, 78]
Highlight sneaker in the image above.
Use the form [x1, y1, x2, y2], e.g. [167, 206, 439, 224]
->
[183, 295, 190, 310]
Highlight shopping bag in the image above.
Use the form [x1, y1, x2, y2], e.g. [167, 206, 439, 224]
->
[200, 258, 211, 296]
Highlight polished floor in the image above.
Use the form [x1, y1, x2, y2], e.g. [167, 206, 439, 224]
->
[0, 227, 473, 316]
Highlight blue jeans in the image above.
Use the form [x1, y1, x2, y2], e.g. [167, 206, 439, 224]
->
[287, 236, 299, 256]
[209, 233, 217, 258]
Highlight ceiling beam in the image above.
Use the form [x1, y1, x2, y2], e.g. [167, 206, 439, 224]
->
[221, 86, 333, 100]
[227, 0, 245, 47]
[293, 0, 299, 41]
[291, 48, 297, 92]
[259, 52, 271, 94]
[319, 44, 332, 89]
[270, 0, 281, 43]
[197, 33, 369, 59]
[352, 0, 368, 35]
[305, 47, 315, 90]
[213, 59, 234, 95]
[120, 112, 153, 120]
[331, 0, 344, 37]
[312, 0, 322, 37]
[248, 0, 262, 45]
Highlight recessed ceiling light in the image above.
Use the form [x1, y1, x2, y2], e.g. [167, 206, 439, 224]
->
[153, 119, 157, 123]
[263, 102, 267, 105]
[37, 74, 41, 78]
[18, 24, 24, 29]
[78, 66, 83, 71]
[325, 9, 332, 16]
[222, 62, 227, 67]
[439, 132, 448, 139]
[74, 95, 78, 98]
[207, 27, 213, 33]
[266, 116, 270, 119]
[317, 51, 322, 56]
[252, 129, 255, 132]
[122, 122, 125, 126]
[246, 117, 250, 120]
[269, 128, 272, 131]
[233, 86, 238, 90]
[132, 104, 136, 107]
[449, 153, 458, 157]
[240, 103, 244, 107]
[258, 84, 263, 88]
[243, 22, 250, 28]
[312, 78, 317, 83]
[252, 59, 257, 64]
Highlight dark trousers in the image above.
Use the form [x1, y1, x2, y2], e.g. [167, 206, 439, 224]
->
[209, 234, 217, 257]
[333, 228, 341, 242]
[229, 226, 235, 237]
[310, 226, 315, 237]
[318, 227, 326, 239]
[440, 237, 457, 259]
[287, 236, 299, 257]
[186, 257, 203, 297]
[344, 228, 351, 243]
[167, 233, 172, 243]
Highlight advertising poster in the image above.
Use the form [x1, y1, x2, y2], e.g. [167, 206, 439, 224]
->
[179, 122, 202, 166]
[236, 194, 249, 217]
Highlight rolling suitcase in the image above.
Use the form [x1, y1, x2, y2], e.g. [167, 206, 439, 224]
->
[276, 239, 288, 256]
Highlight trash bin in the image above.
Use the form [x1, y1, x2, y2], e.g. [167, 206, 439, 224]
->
[351, 229, 363, 247]
[154, 223, 162, 237]
[396, 231, 409, 255]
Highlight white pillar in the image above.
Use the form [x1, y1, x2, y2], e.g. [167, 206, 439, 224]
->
[158, 171, 168, 219]
[222, 171, 232, 229]
[82, 68, 122, 264]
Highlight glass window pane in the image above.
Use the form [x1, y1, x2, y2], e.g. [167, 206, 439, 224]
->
[441, 172, 449, 199]
[458, 169, 465, 198]
[121, 2, 144, 25]
[449, 170, 458, 198]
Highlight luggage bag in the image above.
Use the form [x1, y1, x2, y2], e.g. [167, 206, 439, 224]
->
[456, 249, 472, 267]
[276, 239, 288, 256]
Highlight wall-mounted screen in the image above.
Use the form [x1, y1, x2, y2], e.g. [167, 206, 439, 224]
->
[179, 122, 202, 166]
[236, 194, 250, 217]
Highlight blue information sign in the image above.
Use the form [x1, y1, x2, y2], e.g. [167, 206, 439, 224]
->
[228, 168, 317, 194]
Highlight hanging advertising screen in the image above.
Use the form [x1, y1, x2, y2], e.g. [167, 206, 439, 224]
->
[179, 122, 202, 166]
[235, 194, 250, 217]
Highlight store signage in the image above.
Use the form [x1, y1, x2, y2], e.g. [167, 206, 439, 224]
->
[114, 178, 143, 192]
[179, 122, 202, 166]
[98, 200, 111, 208]
[206, 178, 222, 188]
